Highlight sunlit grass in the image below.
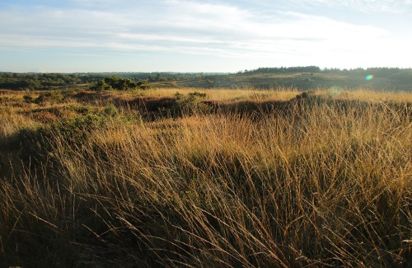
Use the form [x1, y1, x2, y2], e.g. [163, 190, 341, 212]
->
[315, 88, 412, 103]
[111, 87, 299, 101]
[0, 88, 411, 267]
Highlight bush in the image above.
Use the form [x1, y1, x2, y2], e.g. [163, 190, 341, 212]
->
[91, 77, 150, 91]
[103, 104, 118, 117]
[174, 91, 210, 114]
[13, 114, 107, 166]
[33, 91, 64, 104]
[91, 80, 112, 91]
[23, 95, 33, 103]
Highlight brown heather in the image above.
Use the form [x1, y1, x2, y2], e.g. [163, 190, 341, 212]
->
[0, 88, 412, 267]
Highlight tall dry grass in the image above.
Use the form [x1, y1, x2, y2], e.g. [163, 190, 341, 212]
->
[0, 90, 412, 267]
[110, 87, 300, 102]
[315, 88, 412, 103]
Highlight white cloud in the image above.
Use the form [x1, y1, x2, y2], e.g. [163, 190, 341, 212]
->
[306, 0, 412, 13]
[0, 0, 411, 71]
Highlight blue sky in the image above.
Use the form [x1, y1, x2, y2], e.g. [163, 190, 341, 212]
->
[1, 0, 412, 72]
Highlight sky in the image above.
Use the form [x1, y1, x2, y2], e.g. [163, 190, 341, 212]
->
[1, 0, 412, 72]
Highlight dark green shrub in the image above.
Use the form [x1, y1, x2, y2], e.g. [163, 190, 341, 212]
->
[188, 91, 207, 98]
[15, 114, 108, 165]
[92, 77, 150, 91]
[91, 80, 112, 91]
[103, 104, 118, 116]
[23, 95, 33, 103]
[33, 91, 64, 104]
[174, 92, 210, 114]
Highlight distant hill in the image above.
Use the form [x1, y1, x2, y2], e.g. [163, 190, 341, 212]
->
[1, 67, 412, 91]
[175, 67, 412, 90]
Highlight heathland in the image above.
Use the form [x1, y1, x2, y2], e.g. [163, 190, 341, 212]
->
[0, 87, 412, 267]
[3, 67, 412, 91]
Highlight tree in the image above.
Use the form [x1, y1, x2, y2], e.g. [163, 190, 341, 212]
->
[91, 80, 112, 91]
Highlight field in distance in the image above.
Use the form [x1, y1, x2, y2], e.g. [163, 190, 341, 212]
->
[1, 88, 412, 267]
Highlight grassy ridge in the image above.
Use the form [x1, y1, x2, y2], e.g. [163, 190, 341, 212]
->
[1, 89, 412, 267]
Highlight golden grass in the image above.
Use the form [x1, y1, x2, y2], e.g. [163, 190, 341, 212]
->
[0, 108, 39, 139]
[315, 88, 412, 103]
[110, 87, 300, 102]
[0, 88, 412, 267]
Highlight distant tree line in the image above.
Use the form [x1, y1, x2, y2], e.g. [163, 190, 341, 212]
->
[0, 73, 94, 90]
[0, 73, 150, 91]
[240, 66, 321, 74]
[1, 67, 412, 91]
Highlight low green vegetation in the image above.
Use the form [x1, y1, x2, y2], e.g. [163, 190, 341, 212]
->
[91, 77, 150, 91]
[3, 67, 412, 91]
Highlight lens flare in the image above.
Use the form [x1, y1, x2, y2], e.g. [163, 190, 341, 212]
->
[365, 74, 374, 81]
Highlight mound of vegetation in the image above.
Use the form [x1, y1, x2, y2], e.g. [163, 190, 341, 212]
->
[91, 77, 150, 91]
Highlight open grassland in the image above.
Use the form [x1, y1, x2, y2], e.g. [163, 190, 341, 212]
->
[314, 89, 412, 103]
[1, 88, 412, 267]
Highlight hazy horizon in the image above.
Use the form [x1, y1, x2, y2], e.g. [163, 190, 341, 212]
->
[1, 0, 412, 72]
[3, 66, 412, 75]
